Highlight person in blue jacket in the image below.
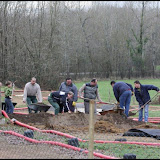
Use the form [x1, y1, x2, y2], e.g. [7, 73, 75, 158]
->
[110, 81, 133, 117]
[48, 91, 74, 115]
[134, 80, 160, 122]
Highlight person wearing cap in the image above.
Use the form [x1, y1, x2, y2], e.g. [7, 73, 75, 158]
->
[59, 78, 78, 112]
[110, 81, 132, 117]
[79, 78, 102, 114]
[48, 90, 74, 115]
[23, 77, 42, 113]
[134, 80, 160, 122]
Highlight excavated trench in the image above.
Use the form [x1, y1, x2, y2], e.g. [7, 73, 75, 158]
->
[8, 112, 159, 134]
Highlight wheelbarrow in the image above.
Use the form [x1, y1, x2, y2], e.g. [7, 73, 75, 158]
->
[28, 102, 51, 113]
[99, 103, 127, 118]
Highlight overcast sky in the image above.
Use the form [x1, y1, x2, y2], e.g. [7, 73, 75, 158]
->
[74, 1, 159, 9]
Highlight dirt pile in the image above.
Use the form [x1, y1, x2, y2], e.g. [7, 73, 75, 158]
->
[47, 112, 89, 133]
[95, 113, 145, 133]
[9, 113, 54, 129]
[7, 112, 159, 134]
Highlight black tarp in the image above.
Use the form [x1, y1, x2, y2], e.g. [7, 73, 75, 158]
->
[123, 128, 160, 140]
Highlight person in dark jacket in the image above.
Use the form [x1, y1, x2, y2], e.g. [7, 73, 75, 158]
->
[59, 78, 78, 112]
[48, 91, 74, 115]
[79, 78, 102, 114]
[134, 80, 160, 122]
[110, 81, 133, 117]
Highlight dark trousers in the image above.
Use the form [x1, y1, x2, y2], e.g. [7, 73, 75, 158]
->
[59, 103, 67, 113]
[5, 98, 14, 114]
[27, 96, 38, 113]
[48, 97, 60, 115]
[59, 101, 74, 113]
[68, 100, 75, 112]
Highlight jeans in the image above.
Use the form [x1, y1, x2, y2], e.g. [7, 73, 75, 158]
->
[5, 98, 14, 114]
[138, 104, 149, 122]
[48, 97, 60, 115]
[27, 96, 38, 113]
[119, 90, 132, 117]
[84, 101, 97, 114]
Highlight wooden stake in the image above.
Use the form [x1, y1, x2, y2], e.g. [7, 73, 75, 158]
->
[88, 100, 95, 159]
[0, 82, 2, 111]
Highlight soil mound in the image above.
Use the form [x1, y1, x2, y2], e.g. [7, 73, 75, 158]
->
[47, 112, 89, 133]
[95, 113, 145, 133]
[7, 112, 160, 134]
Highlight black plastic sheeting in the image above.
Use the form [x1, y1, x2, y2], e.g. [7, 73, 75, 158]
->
[123, 129, 160, 140]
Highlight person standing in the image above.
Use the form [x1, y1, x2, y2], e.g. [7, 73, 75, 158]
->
[23, 77, 42, 113]
[48, 91, 74, 115]
[110, 81, 132, 117]
[4, 81, 14, 114]
[134, 80, 160, 122]
[59, 78, 78, 112]
[79, 78, 102, 114]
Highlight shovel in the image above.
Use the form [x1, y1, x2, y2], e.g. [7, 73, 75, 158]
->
[79, 96, 114, 104]
[129, 92, 159, 116]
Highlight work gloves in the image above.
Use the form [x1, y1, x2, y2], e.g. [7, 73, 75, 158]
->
[72, 101, 76, 107]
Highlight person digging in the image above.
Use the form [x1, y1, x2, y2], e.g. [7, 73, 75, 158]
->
[134, 80, 160, 123]
[110, 81, 132, 118]
[48, 91, 74, 115]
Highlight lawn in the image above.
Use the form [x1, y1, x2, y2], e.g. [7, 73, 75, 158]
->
[75, 79, 160, 105]
[79, 142, 160, 159]
[1, 78, 160, 109]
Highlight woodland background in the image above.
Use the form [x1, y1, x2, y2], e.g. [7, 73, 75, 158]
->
[0, 1, 160, 89]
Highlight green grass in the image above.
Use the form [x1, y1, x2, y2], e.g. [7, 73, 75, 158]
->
[75, 79, 160, 118]
[1, 78, 160, 117]
[75, 79, 160, 105]
[79, 142, 160, 159]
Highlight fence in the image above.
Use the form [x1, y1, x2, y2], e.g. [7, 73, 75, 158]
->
[0, 93, 160, 159]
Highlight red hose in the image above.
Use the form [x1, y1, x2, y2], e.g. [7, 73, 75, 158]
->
[132, 118, 160, 124]
[129, 117, 160, 119]
[1, 90, 51, 93]
[93, 140, 160, 146]
[2, 110, 10, 120]
[1, 110, 160, 147]
[13, 112, 28, 115]
[0, 130, 117, 159]
[14, 107, 28, 110]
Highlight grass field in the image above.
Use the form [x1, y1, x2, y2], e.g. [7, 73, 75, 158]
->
[75, 79, 160, 105]
[1, 78, 160, 105]
[1, 78, 160, 108]
[79, 142, 160, 159]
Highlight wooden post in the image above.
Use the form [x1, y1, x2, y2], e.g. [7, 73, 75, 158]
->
[88, 100, 95, 159]
[0, 82, 2, 111]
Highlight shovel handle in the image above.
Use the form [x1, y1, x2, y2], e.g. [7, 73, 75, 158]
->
[79, 97, 115, 105]
[135, 92, 159, 113]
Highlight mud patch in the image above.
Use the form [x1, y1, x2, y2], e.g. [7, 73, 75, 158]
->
[46, 112, 89, 133]
[7, 112, 160, 134]
[9, 112, 53, 128]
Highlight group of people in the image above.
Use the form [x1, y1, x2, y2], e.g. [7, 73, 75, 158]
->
[111, 81, 160, 122]
[2, 77, 160, 123]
